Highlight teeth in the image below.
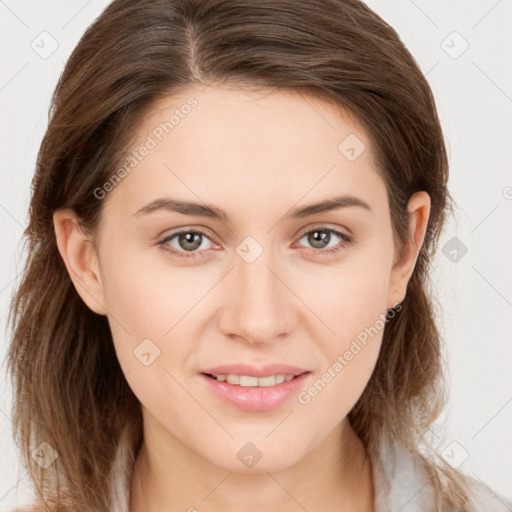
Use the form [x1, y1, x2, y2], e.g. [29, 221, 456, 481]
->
[240, 375, 259, 386]
[213, 374, 297, 386]
[226, 374, 240, 385]
[259, 375, 281, 386]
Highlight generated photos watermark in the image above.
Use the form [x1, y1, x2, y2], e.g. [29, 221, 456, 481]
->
[93, 96, 198, 200]
[297, 303, 402, 405]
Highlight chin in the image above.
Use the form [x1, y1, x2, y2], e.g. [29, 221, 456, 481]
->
[201, 439, 305, 474]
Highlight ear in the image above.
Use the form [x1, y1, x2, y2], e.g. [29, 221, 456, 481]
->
[53, 209, 107, 315]
[387, 191, 431, 308]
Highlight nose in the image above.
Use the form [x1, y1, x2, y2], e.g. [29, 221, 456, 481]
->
[217, 248, 296, 345]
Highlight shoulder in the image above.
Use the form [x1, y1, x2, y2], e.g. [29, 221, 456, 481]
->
[9, 503, 65, 512]
[462, 476, 512, 512]
[429, 459, 512, 511]
[9, 507, 45, 512]
[371, 438, 512, 511]
[9, 506, 42, 512]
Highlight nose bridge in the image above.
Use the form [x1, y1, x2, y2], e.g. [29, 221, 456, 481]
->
[221, 238, 293, 343]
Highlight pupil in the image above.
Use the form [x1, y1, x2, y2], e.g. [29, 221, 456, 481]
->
[309, 230, 329, 249]
[180, 232, 202, 251]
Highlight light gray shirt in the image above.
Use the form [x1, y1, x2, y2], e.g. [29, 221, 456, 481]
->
[107, 428, 512, 511]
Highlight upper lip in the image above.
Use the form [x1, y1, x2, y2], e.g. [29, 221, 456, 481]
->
[201, 363, 310, 378]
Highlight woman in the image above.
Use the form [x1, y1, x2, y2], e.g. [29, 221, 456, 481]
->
[7, 0, 511, 510]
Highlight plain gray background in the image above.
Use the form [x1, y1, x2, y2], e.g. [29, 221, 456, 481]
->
[1, 0, 511, 509]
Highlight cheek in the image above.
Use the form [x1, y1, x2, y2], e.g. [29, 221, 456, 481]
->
[299, 246, 393, 345]
[296, 341, 380, 442]
[99, 252, 196, 417]
[100, 242, 206, 336]
[295, 247, 392, 405]
[99, 243, 216, 403]
[295, 267, 390, 426]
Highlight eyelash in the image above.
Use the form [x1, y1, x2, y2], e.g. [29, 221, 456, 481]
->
[156, 226, 352, 260]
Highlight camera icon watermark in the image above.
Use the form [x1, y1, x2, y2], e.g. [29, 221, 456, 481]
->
[441, 441, 469, 469]
[237, 442, 263, 468]
[134, 338, 161, 366]
[236, 236, 264, 264]
[441, 236, 468, 263]
[31, 441, 58, 469]
[30, 31, 59, 59]
[441, 31, 469, 60]
[338, 133, 366, 162]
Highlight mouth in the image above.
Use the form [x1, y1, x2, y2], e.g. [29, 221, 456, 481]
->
[200, 371, 312, 412]
[202, 372, 306, 387]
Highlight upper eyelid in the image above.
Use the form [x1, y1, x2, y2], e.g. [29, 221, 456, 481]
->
[295, 224, 350, 238]
[159, 226, 218, 244]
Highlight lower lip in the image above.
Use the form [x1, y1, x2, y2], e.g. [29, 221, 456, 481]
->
[200, 372, 311, 412]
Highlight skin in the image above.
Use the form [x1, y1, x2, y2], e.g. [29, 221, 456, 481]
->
[54, 84, 430, 512]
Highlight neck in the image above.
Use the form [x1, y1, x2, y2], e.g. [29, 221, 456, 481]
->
[130, 416, 374, 512]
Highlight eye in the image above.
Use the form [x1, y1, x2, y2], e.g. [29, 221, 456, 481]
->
[293, 226, 352, 256]
[157, 228, 216, 259]
[157, 225, 352, 260]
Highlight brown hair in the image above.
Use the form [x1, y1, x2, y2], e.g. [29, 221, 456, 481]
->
[7, 0, 475, 509]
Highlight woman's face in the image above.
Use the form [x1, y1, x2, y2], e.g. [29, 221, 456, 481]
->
[60, 85, 427, 473]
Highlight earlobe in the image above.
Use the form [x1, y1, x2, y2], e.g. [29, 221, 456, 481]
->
[53, 209, 107, 315]
[387, 191, 431, 308]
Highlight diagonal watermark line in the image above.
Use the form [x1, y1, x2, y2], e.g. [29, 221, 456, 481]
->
[298, 92, 337, 131]
[266, 164, 336, 234]
[0, 473, 28, 503]
[424, 61, 439, 77]
[469, 204, 499, 233]
[0, 0, 29, 28]
[398, 483, 429, 511]
[472, 61, 512, 105]
[0, 407, 21, 435]
[423, 421, 441, 441]
[265, 470, 310, 512]
[0, 204, 25, 230]
[265, 265, 336, 335]
[407, 0, 439, 29]
[265, 410, 294, 438]
[471, 471, 512, 511]
[61, 0, 91, 29]
[200, 470, 233, 502]
[0, 62, 29, 92]
[471, 397, 512, 440]
[471, 0, 503, 30]
[162, 267, 234, 336]
[471, 266, 512, 308]
[164, 368, 233, 438]
[0, 270, 23, 297]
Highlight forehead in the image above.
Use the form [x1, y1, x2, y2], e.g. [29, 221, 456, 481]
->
[138, 84, 370, 153]
[101, 85, 387, 221]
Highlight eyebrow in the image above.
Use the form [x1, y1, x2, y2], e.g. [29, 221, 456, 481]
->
[133, 194, 371, 222]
